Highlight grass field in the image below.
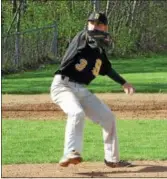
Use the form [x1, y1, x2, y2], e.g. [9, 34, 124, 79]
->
[2, 119, 167, 164]
[2, 56, 167, 94]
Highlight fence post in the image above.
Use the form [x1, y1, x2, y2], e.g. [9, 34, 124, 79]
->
[2, 37, 4, 68]
[51, 22, 58, 60]
[14, 0, 22, 68]
[15, 32, 20, 67]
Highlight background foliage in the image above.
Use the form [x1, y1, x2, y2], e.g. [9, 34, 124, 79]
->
[1, 0, 167, 73]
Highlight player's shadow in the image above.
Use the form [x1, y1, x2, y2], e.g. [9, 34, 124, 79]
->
[75, 164, 167, 177]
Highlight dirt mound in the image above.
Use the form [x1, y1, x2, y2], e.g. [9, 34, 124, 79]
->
[2, 161, 167, 178]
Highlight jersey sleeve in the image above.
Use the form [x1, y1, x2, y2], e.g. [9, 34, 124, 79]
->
[99, 50, 112, 76]
[60, 30, 87, 70]
[107, 68, 126, 85]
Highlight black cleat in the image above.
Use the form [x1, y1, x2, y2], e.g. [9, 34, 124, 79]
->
[104, 159, 133, 168]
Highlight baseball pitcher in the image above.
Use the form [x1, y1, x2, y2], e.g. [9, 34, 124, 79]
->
[50, 12, 135, 167]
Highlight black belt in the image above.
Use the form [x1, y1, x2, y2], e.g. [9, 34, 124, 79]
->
[61, 75, 76, 83]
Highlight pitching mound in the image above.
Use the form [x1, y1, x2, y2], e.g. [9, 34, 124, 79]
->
[2, 161, 167, 178]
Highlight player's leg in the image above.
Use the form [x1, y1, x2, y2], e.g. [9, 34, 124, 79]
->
[50, 76, 85, 166]
[80, 92, 132, 167]
[80, 92, 119, 163]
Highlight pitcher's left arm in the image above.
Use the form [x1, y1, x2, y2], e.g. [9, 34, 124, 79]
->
[107, 68, 135, 95]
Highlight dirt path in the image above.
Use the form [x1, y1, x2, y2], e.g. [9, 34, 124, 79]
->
[2, 93, 167, 178]
[2, 93, 167, 119]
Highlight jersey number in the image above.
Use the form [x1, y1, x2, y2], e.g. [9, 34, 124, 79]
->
[92, 59, 102, 76]
[75, 59, 88, 71]
[75, 58, 102, 76]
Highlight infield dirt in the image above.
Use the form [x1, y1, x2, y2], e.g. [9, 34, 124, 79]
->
[2, 93, 167, 178]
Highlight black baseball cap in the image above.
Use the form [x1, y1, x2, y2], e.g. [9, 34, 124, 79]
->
[88, 12, 108, 25]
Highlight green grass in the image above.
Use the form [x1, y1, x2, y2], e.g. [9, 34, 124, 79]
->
[2, 119, 167, 164]
[2, 56, 167, 94]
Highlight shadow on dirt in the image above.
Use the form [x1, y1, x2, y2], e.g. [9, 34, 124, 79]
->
[76, 165, 167, 177]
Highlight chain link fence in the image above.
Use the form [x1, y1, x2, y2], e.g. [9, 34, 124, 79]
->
[2, 23, 58, 73]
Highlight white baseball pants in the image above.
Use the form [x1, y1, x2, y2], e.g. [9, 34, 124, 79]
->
[50, 74, 119, 162]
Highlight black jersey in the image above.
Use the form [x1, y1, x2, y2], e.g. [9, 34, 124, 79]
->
[55, 30, 112, 85]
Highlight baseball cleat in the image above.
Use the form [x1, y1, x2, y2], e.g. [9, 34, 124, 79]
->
[59, 150, 82, 167]
[104, 159, 133, 168]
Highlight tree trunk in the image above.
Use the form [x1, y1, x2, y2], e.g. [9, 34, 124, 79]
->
[68, 0, 73, 13]
[92, 0, 100, 11]
[12, 0, 17, 14]
[105, 0, 110, 15]
[128, 0, 137, 35]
